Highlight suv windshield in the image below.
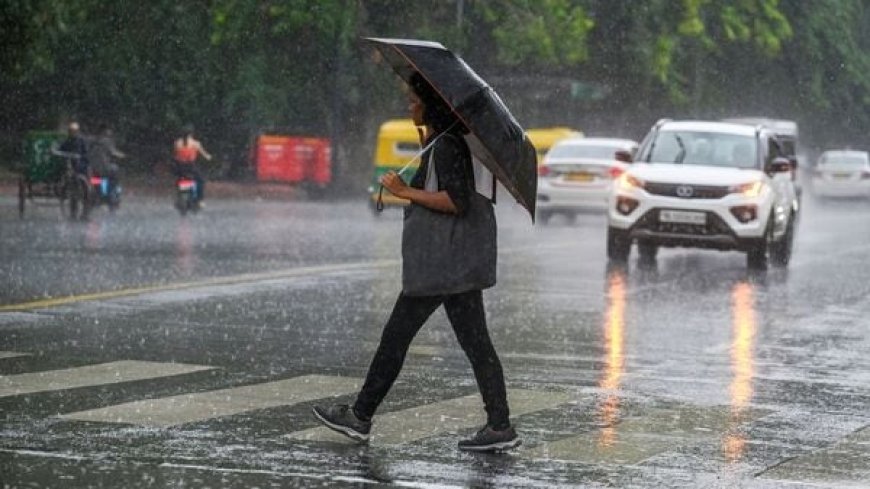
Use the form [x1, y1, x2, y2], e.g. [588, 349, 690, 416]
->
[645, 130, 758, 169]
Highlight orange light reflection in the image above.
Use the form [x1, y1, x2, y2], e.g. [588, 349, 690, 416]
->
[723, 281, 756, 463]
[598, 270, 626, 447]
[175, 220, 195, 274]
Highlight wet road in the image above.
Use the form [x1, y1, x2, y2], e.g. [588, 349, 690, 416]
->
[2, 193, 870, 488]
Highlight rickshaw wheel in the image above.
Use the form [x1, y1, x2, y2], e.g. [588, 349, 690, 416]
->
[18, 176, 26, 219]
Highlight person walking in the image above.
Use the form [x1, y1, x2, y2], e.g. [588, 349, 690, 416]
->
[312, 73, 520, 453]
[173, 124, 212, 204]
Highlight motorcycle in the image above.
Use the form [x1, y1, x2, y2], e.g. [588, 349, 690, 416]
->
[88, 174, 121, 213]
[174, 177, 200, 216]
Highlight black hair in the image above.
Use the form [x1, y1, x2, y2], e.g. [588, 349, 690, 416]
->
[409, 72, 466, 134]
[181, 123, 195, 144]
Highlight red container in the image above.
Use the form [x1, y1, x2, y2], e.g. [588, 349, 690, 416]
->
[254, 135, 331, 185]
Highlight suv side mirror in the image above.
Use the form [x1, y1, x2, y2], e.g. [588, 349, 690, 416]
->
[614, 150, 633, 163]
[766, 156, 792, 174]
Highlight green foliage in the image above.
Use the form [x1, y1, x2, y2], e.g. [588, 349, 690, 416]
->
[2, 0, 870, 178]
[477, 0, 594, 67]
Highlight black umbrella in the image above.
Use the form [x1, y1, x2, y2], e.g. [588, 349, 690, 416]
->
[364, 37, 538, 220]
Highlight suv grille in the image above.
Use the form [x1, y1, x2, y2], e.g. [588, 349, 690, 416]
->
[633, 209, 734, 236]
[644, 182, 730, 199]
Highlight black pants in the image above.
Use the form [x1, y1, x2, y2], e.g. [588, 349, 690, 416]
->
[353, 289, 510, 429]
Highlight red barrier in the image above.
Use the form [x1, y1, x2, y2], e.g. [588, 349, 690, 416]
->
[254, 135, 331, 185]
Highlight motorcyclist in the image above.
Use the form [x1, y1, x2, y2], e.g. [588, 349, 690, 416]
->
[173, 124, 212, 204]
[90, 124, 126, 195]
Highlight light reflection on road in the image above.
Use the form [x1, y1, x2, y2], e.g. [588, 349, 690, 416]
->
[85, 219, 105, 250]
[175, 220, 196, 274]
[723, 280, 756, 463]
[598, 268, 626, 447]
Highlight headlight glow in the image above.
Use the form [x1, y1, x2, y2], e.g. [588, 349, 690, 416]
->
[618, 173, 644, 191]
[729, 180, 764, 198]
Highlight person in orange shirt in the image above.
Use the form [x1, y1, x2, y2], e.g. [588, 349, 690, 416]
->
[173, 124, 212, 204]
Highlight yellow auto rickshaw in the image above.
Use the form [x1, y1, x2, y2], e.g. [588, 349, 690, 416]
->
[369, 118, 423, 211]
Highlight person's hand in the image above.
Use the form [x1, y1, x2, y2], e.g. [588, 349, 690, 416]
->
[380, 171, 409, 199]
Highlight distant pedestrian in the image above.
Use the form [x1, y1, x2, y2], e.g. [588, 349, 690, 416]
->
[312, 73, 520, 453]
[173, 124, 212, 203]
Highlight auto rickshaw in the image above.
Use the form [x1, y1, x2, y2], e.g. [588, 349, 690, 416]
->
[17, 130, 90, 219]
[368, 119, 422, 212]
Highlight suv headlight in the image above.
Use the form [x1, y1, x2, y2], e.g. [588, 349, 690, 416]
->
[729, 180, 764, 198]
[617, 173, 644, 191]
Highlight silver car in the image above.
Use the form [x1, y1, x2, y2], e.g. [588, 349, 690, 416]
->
[811, 150, 870, 199]
[536, 137, 638, 224]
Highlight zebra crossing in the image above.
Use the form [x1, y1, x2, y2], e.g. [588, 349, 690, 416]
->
[61, 374, 361, 427]
[0, 351, 770, 466]
[0, 360, 213, 398]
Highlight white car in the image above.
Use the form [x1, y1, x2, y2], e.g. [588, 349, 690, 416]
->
[811, 150, 870, 198]
[606, 120, 799, 268]
[536, 137, 638, 223]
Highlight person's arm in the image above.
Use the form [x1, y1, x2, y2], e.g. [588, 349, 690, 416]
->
[108, 139, 126, 159]
[196, 140, 213, 161]
[380, 171, 458, 214]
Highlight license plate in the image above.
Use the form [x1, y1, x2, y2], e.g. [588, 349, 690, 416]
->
[659, 209, 706, 224]
[565, 172, 593, 182]
[832, 173, 852, 179]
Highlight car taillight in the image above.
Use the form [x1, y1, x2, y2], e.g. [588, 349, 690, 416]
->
[608, 166, 625, 179]
[538, 165, 551, 177]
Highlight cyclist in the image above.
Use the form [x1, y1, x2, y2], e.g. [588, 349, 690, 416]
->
[55, 121, 90, 177]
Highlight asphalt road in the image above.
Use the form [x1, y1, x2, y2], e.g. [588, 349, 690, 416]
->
[2, 192, 870, 488]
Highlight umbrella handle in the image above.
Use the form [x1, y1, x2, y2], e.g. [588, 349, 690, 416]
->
[376, 185, 385, 212]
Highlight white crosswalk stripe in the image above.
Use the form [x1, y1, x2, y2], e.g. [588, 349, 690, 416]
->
[0, 360, 213, 398]
[0, 351, 30, 360]
[288, 389, 572, 445]
[60, 374, 361, 427]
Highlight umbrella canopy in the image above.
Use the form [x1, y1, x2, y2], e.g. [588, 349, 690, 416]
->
[364, 37, 538, 220]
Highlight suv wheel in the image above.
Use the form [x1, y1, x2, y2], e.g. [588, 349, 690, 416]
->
[747, 216, 774, 269]
[770, 216, 795, 267]
[637, 240, 658, 262]
[607, 227, 631, 262]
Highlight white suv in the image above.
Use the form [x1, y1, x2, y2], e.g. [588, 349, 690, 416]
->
[606, 120, 799, 268]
